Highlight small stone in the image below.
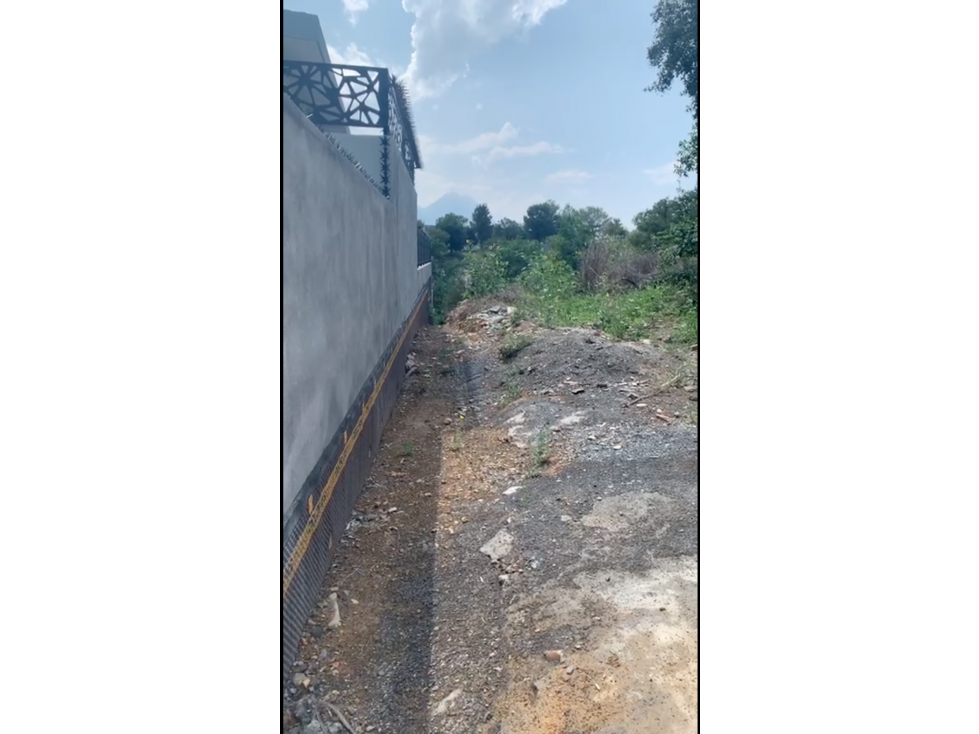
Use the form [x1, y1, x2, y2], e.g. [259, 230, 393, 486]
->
[565, 665, 576, 675]
[543, 650, 563, 662]
[293, 673, 306, 686]
[326, 592, 341, 628]
[612, 445, 622, 450]
[572, 387, 585, 395]
[503, 486, 521, 495]
[560, 515, 572, 522]
[310, 626, 324, 638]
[443, 418, 453, 425]
[434, 688, 463, 715]
[498, 574, 509, 584]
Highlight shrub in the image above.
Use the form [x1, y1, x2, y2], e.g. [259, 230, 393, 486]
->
[464, 250, 507, 298]
[577, 238, 658, 293]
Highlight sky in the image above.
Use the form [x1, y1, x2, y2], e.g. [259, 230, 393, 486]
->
[284, 0, 697, 227]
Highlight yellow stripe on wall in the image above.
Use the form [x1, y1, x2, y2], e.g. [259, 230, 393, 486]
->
[282, 294, 427, 596]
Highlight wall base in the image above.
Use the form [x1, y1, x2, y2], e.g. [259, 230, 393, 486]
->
[282, 283, 431, 683]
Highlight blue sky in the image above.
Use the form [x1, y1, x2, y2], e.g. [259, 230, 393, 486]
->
[285, 0, 697, 227]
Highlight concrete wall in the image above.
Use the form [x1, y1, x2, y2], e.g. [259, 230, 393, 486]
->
[331, 133, 384, 183]
[282, 96, 431, 519]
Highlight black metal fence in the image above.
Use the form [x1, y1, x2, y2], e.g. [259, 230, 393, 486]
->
[417, 226, 431, 267]
[283, 60, 421, 196]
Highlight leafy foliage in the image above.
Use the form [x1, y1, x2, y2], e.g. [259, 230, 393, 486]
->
[435, 213, 470, 253]
[523, 201, 560, 242]
[675, 126, 698, 178]
[494, 218, 525, 241]
[646, 0, 698, 120]
[471, 203, 493, 245]
[495, 239, 543, 279]
[464, 250, 508, 298]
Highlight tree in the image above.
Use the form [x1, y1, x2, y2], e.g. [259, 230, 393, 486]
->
[646, 0, 698, 120]
[494, 218, 525, 241]
[603, 218, 628, 238]
[496, 239, 542, 279]
[523, 201, 560, 242]
[552, 206, 593, 268]
[578, 206, 613, 237]
[675, 126, 698, 178]
[434, 213, 470, 253]
[630, 189, 697, 252]
[471, 204, 493, 245]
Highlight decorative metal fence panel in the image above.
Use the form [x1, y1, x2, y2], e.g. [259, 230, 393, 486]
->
[283, 60, 420, 193]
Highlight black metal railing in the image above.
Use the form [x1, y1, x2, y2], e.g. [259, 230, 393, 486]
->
[283, 60, 421, 195]
[417, 226, 432, 267]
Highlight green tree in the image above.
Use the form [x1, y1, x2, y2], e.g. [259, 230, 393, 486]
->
[675, 126, 698, 178]
[523, 201, 560, 242]
[646, 0, 698, 120]
[435, 213, 470, 253]
[551, 206, 593, 269]
[630, 189, 697, 252]
[578, 206, 612, 237]
[603, 218, 628, 238]
[495, 239, 542, 279]
[494, 217, 525, 241]
[471, 204, 493, 245]
[426, 226, 451, 260]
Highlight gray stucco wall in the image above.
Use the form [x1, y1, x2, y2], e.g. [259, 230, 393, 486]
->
[330, 133, 384, 186]
[283, 97, 431, 519]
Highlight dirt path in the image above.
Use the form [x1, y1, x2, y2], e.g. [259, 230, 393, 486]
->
[284, 305, 698, 734]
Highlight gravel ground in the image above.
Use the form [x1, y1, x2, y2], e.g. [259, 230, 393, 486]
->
[283, 304, 698, 734]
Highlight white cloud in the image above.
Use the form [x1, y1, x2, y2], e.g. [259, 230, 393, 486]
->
[326, 42, 375, 67]
[342, 0, 370, 23]
[445, 123, 518, 154]
[478, 141, 563, 165]
[421, 122, 561, 169]
[545, 169, 591, 184]
[402, 0, 568, 99]
[644, 162, 680, 186]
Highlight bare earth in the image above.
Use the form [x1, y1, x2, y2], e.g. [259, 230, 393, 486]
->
[284, 302, 699, 734]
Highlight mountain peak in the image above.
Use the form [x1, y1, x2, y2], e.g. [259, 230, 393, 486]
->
[418, 192, 480, 224]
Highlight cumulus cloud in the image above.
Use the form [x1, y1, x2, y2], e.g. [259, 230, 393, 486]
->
[326, 42, 375, 67]
[423, 122, 561, 167]
[402, 0, 568, 98]
[445, 123, 518, 154]
[341, 0, 371, 23]
[643, 162, 682, 186]
[478, 141, 563, 165]
[545, 169, 591, 184]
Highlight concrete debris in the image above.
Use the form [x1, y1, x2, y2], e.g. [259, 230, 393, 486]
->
[326, 592, 341, 628]
[479, 529, 514, 562]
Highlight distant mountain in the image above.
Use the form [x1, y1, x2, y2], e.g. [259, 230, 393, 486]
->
[418, 192, 480, 224]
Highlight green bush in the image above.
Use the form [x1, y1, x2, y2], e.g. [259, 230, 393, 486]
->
[494, 239, 542, 280]
[464, 250, 508, 298]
